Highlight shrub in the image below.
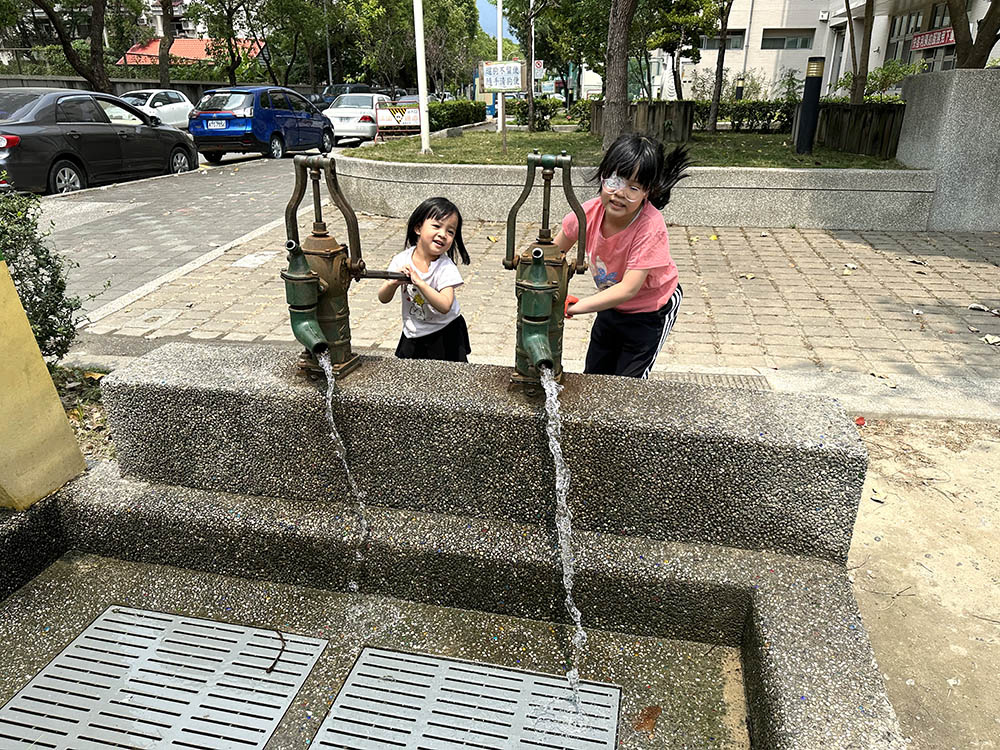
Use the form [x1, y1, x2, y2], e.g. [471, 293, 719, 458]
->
[834, 59, 927, 100]
[427, 99, 487, 131]
[568, 99, 593, 132]
[506, 96, 561, 131]
[0, 187, 82, 360]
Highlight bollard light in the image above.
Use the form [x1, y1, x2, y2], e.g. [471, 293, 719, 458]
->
[795, 56, 825, 155]
[735, 74, 745, 101]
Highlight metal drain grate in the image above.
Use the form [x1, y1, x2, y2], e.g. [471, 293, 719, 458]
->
[0, 605, 327, 749]
[653, 371, 772, 390]
[312, 647, 621, 750]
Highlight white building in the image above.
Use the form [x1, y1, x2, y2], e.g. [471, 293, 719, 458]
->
[637, 0, 1000, 99]
[145, 0, 207, 39]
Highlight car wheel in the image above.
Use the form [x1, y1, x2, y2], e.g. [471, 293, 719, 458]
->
[48, 160, 86, 194]
[269, 134, 285, 159]
[169, 147, 193, 174]
[322, 129, 335, 153]
[204, 152, 225, 164]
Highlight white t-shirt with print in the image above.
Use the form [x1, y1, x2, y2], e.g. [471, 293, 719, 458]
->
[388, 248, 464, 338]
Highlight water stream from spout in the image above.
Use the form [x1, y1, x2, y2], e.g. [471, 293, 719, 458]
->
[539, 366, 588, 710]
[318, 352, 369, 592]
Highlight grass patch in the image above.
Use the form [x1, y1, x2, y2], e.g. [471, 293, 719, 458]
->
[352, 130, 905, 169]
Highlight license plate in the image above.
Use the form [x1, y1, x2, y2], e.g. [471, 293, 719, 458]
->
[207, 120, 226, 129]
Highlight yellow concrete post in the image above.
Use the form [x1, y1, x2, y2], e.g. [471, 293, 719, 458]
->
[0, 261, 85, 510]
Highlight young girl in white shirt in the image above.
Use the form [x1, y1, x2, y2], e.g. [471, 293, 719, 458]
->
[378, 197, 472, 362]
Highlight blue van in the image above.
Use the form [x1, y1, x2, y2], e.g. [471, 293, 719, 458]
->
[189, 86, 334, 163]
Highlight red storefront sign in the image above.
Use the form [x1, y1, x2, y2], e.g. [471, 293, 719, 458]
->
[911, 27, 955, 50]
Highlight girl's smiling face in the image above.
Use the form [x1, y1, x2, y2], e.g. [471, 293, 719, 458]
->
[599, 167, 648, 222]
[415, 212, 459, 258]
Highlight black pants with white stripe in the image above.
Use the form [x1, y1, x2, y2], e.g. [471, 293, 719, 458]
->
[584, 284, 683, 379]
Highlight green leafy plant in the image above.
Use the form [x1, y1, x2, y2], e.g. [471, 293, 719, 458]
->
[835, 58, 927, 101]
[427, 99, 487, 131]
[568, 99, 593, 132]
[1, 185, 82, 360]
[774, 67, 804, 103]
[506, 97, 561, 131]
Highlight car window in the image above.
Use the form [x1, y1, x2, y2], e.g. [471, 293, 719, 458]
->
[288, 93, 311, 113]
[120, 92, 150, 107]
[195, 91, 254, 111]
[167, 92, 185, 104]
[0, 91, 42, 123]
[97, 99, 145, 126]
[333, 95, 373, 108]
[268, 91, 291, 110]
[56, 96, 106, 124]
[151, 92, 171, 107]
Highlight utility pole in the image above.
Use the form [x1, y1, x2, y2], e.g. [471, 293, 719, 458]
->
[496, 0, 503, 134]
[413, 0, 432, 153]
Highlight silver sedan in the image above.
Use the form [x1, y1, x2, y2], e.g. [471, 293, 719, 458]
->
[323, 93, 390, 143]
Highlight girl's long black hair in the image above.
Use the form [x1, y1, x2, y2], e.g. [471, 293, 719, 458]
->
[593, 133, 691, 210]
[404, 197, 470, 264]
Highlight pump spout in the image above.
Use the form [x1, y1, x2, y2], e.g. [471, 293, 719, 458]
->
[522, 320, 553, 371]
[282, 239, 330, 356]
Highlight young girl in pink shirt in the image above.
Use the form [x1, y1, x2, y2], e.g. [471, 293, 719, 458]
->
[556, 133, 690, 378]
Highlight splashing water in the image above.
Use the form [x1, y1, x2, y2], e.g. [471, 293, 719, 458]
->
[540, 366, 588, 710]
[318, 352, 369, 591]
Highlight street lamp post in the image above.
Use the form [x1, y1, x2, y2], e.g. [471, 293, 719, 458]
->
[322, 0, 333, 86]
[497, 0, 504, 134]
[413, 0, 432, 154]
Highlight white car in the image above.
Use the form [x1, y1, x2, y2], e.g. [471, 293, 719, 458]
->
[323, 93, 390, 143]
[119, 89, 194, 129]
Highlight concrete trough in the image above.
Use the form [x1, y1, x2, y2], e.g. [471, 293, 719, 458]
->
[0, 463, 905, 748]
[102, 343, 866, 563]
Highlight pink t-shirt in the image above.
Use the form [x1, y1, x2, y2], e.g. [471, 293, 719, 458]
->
[561, 197, 677, 314]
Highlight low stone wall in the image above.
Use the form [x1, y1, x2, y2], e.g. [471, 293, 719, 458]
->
[102, 342, 866, 563]
[334, 153, 935, 230]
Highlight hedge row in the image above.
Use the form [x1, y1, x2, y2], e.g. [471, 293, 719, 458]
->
[428, 100, 487, 131]
[692, 99, 797, 133]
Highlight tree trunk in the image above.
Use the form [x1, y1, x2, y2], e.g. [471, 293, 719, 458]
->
[30, 0, 112, 92]
[225, 15, 239, 86]
[644, 49, 652, 102]
[672, 49, 684, 100]
[602, 0, 639, 149]
[707, 0, 733, 132]
[948, 0, 1000, 68]
[853, 0, 875, 104]
[844, 0, 859, 99]
[282, 32, 300, 86]
[158, 0, 174, 88]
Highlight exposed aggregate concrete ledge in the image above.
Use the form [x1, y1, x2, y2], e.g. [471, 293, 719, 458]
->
[26, 461, 906, 749]
[102, 343, 866, 563]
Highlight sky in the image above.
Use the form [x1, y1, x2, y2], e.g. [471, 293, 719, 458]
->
[476, 0, 515, 41]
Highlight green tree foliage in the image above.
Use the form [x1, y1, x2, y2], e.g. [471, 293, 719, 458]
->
[356, 0, 414, 87]
[834, 58, 926, 101]
[423, 0, 478, 92]
[1, 188, 81, 360]
[647, 0, 714, 100]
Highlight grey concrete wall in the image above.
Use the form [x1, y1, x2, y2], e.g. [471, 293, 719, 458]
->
[335, 153, 935, 230]
[898, 68, 1000, 231]
[102, 342, 867, 563]
[49, 462, 906, 749]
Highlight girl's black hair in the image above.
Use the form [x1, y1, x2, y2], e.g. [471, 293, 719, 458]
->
[593, 133, 692, 210]
[404, 197, 470, 264]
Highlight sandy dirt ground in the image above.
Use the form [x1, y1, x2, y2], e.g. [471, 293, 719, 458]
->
[853, 420, 1000, 749]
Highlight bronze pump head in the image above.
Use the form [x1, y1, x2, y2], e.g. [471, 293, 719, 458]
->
[504, 150, 588, 393]
[281, 154, 407, 379]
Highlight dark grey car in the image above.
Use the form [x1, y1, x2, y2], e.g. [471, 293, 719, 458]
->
[0, 87, 198, 194]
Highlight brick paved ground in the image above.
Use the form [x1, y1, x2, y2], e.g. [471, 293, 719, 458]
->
[41, 156, 306, 312]
[82, 211, 1000, 378]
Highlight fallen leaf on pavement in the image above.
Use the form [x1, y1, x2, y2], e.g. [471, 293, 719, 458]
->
[83, 372, 105, 382]
[906, 258, 928, 266]
[968, 325, 980, 333]
[709, 234, 718, 240]
[912, 309, 923, 315]
[845, 263, 858, 270]
[855, 416, 866, 427]
[982, 334, 1000, 346]
[633, 705, 662, 734]
[968, 303, 990, 312]
[486, 235, 498, 243]
[740, 273, 756, 279]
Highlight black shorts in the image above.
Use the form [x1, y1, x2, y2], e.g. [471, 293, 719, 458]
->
[585, 285, 683, 378]
[395, 315, 471, 363]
